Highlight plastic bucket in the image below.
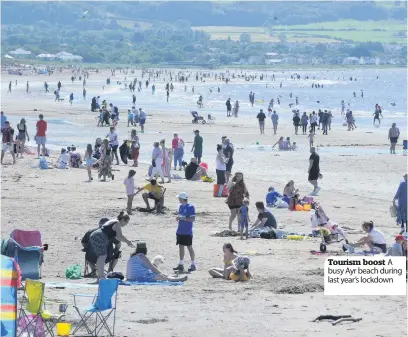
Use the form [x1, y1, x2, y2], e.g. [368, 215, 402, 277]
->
[287, 235, 304, 241]
[213, 184, 228, 197]
[303, 204, 311, 211]
[56, 323, 71, 336]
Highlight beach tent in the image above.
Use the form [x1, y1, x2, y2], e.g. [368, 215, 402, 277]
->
[9, 48, 31, 56]
[0, 255, 19, 337]
[4, 54, 14, 59]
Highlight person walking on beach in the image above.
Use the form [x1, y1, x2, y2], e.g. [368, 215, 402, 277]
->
[271, 111, 279, 135]
[107, 126, 120, 165]
[173, 192, 196, 273]
[388, 123, 400, 154]
[301, 112, 309, 135]
[393, 173, 407, 234]
[322, 110, 329, 135]
[160, 139, 172, 183]
[191, 130, 203, 164]
[223, 138, 234, 183]
[1, 121, 16, 165]
[44, 82, 49, 93]
[226, 98, 232, 117]
[57, 81, 62, 90]
[373, 104, 383, 125]
[308, 147, 321, 196]
[83, 88, 86, 100]
[35, 114, 47, 157]
[310, 111, 318, 134]
[256, 109, 266, 135]
[26, 81, 29, 94]
[233, 100, 239, 117]
[84, 143, 94, 182]
[293, 113, 300, 135]
[7, 81, 12, 93]
[69, 93, 74, 105]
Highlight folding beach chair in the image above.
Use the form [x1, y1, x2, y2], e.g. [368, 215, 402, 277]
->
[207, 114, 216, 125]
[18, 279, 66, 337]
[5, 239, 42, 280]
[72, 279, 119, 337]
[1, 255, 19, 337]
[10, 229, 48, 279]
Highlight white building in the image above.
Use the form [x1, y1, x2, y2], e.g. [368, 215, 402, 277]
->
[36, 53, 56, 60]
[9, 48, 31, 58]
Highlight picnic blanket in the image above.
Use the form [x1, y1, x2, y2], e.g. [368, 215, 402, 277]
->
[120, 280, 183, 286]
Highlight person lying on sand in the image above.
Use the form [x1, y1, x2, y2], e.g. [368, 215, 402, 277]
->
[126, 242, 187, 282]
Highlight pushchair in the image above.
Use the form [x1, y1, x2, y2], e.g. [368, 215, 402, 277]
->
[191, 111, 206, 124]
[81, 219, 122, 278]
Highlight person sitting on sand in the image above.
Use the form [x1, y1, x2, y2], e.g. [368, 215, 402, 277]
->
[208, 243, 251, 281]
[346, 221, 387, 254]
[249, 202, 277, 231]
[266, 187, 282, 207]
[272, 136, 284, 150]
[126, 242, 187, 282]
[283, 180, 299, 198]
[185, 158, 207, 181]
[134, 179, 165, 212]
[385, 234, 406, 257]
[69, 146, 82, 168]
[56, 148, 70, 169]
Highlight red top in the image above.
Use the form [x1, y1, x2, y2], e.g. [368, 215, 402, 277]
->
[172, 138, 179, 149]
[36, 120, 47, 137]
[1, 127, 14, 143]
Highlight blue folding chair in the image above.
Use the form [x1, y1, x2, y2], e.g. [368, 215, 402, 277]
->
[72, 279, 119, 337]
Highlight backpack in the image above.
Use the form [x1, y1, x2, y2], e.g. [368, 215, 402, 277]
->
[54, 90, 57, 95]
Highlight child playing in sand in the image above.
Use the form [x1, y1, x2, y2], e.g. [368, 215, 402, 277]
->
[84, 144, 94, 182]
[124, 169, 137, 214]
[238, 199, 250, 239]
[266, 187, 282, 207]
[227, 256, 252, 281]
[308, 129, 314, 148]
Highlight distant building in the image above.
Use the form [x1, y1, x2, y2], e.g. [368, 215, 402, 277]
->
[9, 48, 31, 58]
[342, 57, 359, 65]
[359, 57, 366, 65]
[36, 53, 56, 60]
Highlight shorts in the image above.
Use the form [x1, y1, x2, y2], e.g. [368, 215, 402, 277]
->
[259, 121, 265, 127]
[308, 171, 319, 181]
[373, 243, 387, 253]
[390, 137, 398, 144]
[86, 158, 94, 167]
[194, 151, 202, 159]
[36, 136, 46, 145]
[132, 148, 140, 160]
[146, 192, 160, 202]
[228, 205, 241, 210]
[2, 143, 13, 152]
[226, 159, 234, 172]
[111, 145, 118, 153]
[176, 234, 193, 246]
[139, 119, 146, 126]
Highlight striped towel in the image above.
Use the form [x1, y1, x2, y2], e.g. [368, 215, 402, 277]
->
[1, 255, 19, 337]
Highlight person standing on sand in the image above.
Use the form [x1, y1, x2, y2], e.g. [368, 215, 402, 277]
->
[172, 133, 184, 171]
[83, 88, 86, 100]
[301, 112, 309, 135]
[226, 172, 249, 231]
[1, 121, 16, 165]
[160, 139, 172, 183]
[26, 81, 29, 94]
[69, 93, 74, 105]
[226, 98, 232, 117]
[139, 108, 146, 133]
[173, 192, 197, 273]
[388, 123, 400, 154]
[106, 126, 120, 165]
[35, 114, 47, 158]
[150, 142, 165, 184]
[271, 111, 279, 135]
[308, 147, 321, 196]
[191, 130, 203, 164]
[223, 138, 234, 183]
[84, 144, 94, 182]
[16, 118, 29, 158]
[293, 113, 300, 135]
[44, 82, 49, 93]
[393, 173, 407, 234]
[7, 81, 12, 93]
[256, 109, 266, 135]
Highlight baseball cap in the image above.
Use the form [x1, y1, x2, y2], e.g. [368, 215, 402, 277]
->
[177, 192, 189, 200]
[395, 234, 406, 241]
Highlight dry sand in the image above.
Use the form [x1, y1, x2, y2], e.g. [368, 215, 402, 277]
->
[1, 69, 407, 337]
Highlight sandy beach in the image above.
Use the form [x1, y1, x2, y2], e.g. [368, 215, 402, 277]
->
[1, 68, 407, 337]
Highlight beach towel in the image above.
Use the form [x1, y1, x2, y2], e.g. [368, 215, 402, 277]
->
[1, 256, 19, 337]
[120, 280, 183, 286]
[45, 282, 98, 289]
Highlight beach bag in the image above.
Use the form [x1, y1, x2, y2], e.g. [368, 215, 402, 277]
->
[39, 157, 49, 169]
[260, 231, 277, 239]
[390, 204, 397, 218]
[65, 264, 82, 280]
[107, 272, 124, 280]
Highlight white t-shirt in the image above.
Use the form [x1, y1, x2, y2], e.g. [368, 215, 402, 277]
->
[310, 115, 317, 123]
[107, 132, 119, 146]
[368, 228, 386, 244]
[57, 153, 70, 169]
[216, 153, 226, 170]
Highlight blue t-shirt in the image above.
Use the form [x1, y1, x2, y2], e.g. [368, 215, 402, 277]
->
[271, 113, 279, 124]
[239, 205, 248, 219]
[395, 181, 407, 210]
[266, 191, 281, 206]
[177, 203, 195, 236]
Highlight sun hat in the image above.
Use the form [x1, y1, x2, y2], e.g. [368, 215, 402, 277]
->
[395, 234, 406, 241]
[177, 192, 188, 200]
